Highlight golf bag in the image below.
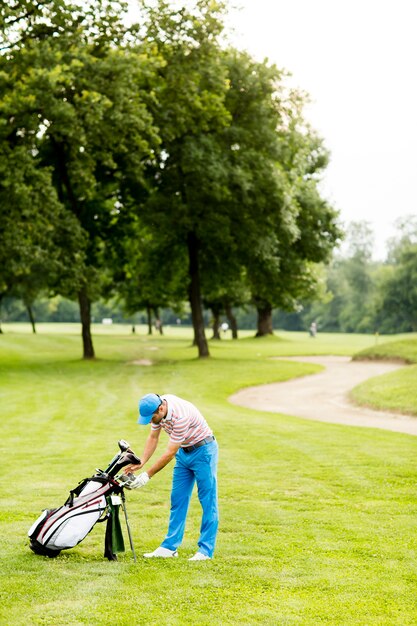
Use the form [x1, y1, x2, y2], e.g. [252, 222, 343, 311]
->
[28, 440, 140, 561]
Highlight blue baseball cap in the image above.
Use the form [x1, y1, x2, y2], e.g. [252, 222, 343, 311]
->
[138, 393, 162, 425]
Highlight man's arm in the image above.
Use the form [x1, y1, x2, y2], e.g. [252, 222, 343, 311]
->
[141, 429, 162, 465]
[123, 429, 161, 474]
[146, 440, 182, 478]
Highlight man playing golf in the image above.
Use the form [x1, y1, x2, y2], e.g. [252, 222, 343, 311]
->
[123, 393, 219, 561]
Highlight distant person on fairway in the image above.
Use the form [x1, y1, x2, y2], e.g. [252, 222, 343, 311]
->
[123, 393, 219, 561]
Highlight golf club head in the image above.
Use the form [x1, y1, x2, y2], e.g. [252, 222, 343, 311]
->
[103, 442, 132, 475]
[107, 451, 141, 477]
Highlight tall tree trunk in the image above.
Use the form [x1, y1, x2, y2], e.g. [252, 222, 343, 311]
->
[211, 306, 221, 340]
[26, 303, 36, 334]
[78, 287, 95, 359]
[153, 308, 163, 335]
[187, 232, 209, 357]
[225, 304, 238, 339]
[255, 303, 274, 337]
[146, 306, 152, 335]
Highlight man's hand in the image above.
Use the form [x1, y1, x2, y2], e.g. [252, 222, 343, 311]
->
[123, 463, 142, 475]
[124, 472, 150, 490]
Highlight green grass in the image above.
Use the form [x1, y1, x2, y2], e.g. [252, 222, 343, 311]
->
[1, 325, 417, 625]
[351, 338, 417, 415]
[354, 337, 417, 364]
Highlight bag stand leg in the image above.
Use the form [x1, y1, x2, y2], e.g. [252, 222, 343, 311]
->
[121, 491, 137, 562]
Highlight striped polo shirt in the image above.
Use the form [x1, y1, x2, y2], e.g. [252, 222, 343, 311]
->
[151, 394, 212, 447]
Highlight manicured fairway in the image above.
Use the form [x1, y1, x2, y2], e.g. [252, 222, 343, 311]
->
[352, 338, 417, 415]
[1, 326, 416, 625]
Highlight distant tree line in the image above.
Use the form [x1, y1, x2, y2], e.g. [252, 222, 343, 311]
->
[275, 219, 417, 335]
[4, 218, 417, 337]
[0, 0, 342, 357]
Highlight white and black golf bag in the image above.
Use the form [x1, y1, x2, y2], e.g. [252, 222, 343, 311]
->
[28, 440, 140, 561]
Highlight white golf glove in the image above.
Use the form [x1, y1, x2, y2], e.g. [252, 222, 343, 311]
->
[124, 472, 150, 490]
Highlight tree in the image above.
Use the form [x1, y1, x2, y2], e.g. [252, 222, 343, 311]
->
[336, 223, 376, 332]
[298, 222, 377, 333]
[137, 0, 232, 357]
[0, 141, 85, 334]
[202, 267, 250, 340]
[1, 0, 160, 356]
[218, 51, 342, 336]
[377, 239, 417, 333]
[113, 220, 188, 335]
[386, 215, 417, 262]
[135, 4, 342, 349]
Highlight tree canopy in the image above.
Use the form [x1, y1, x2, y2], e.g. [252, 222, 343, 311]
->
[0, 0, 161, 354]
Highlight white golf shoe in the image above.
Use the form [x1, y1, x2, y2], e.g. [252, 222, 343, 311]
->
[143, 546, 178, 558]
[188, 552, 211, 561]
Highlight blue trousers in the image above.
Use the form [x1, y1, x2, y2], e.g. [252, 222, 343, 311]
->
[161, 440, 219, 557]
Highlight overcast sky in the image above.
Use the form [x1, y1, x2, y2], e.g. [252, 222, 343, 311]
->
[226, 0, 417, 258]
